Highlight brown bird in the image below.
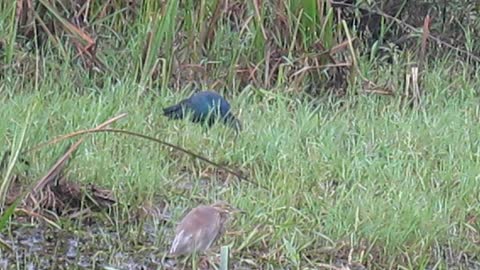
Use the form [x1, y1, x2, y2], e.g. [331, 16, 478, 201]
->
[169, 201, 242, 256]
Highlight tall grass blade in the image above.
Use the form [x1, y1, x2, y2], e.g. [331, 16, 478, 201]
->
[0, 196, 20, 233]
[0, 103, 34, 208]
[5, 1, 18, 65]
[220, 245, 230, 270]
[139, 0, 179, 91]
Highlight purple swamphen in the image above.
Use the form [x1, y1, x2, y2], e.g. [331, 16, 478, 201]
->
[163, 90, 242, 132]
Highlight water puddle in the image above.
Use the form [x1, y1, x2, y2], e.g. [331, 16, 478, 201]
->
[0, 221, 169, 270]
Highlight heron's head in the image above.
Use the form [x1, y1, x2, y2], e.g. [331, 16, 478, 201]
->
[211, 201, 244, 215]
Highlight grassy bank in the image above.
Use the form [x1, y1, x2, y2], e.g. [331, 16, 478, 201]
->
[0, 61, 479, 268]
[1, 0, 480, 269]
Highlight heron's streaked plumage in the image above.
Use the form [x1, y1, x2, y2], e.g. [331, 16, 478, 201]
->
[169, 202, 239, 256]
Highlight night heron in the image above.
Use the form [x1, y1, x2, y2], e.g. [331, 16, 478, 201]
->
[169, 201, 242, 256]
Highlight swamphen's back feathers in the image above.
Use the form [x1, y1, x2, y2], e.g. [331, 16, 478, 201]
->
[163, 90, 242, 132]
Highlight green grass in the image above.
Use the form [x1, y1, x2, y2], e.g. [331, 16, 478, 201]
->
[0, 62, 479, 269]
[1, 0, 480, 268]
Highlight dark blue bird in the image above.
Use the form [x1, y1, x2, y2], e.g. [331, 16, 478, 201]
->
[163, 90, 242, 132]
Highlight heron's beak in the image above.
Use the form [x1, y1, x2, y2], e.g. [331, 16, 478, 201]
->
[231, 207, 246, 215]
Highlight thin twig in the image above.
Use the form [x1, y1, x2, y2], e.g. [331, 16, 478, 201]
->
[25, 113, 128, 205]
[22, 113, 127, 154]
[25, 126, 260, 188]
[54, 128, 256, 186]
